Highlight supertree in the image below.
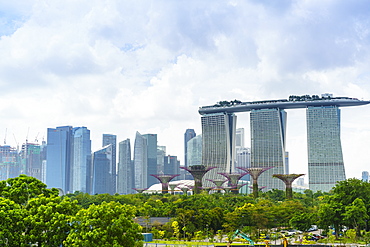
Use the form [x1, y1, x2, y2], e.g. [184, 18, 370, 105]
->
[168, 183, 181, 195]
[133, 188, 147, 193]
[237, 167, 273, 198]
[219, 172, 249, 194]
[272, 174, 305, 199]
[180, 186, 190, 195]
[150, 174, 180, 194]
[180, 165, 216, 194]
[206, 179, 228, 193]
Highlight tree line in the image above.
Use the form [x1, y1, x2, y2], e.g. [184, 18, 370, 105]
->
[1, 175, 370, 245]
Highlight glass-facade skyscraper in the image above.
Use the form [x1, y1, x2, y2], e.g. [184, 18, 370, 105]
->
[46, 126, 74, 194]
[307, 106, 346, 192]
[102, 134, 117, 193]
[92, 144, 114, 194]
[143, 134, 157, 188]
[72, 127, 91, 193]
[184, 129, 196, 168]
[164, 155, 180, 178]
[117, 138, 133, 194]
[201, 113, 236, 186]
[134, 132, 147, 189]
[187, 134, 202, 167]
[250, 108, 286, 191]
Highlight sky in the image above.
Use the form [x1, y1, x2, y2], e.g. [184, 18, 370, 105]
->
[1, 0, 370, 181]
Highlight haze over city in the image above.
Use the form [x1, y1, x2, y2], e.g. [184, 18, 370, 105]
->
[1, 1, 370, 181]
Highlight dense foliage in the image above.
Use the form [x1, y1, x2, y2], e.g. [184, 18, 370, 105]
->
[2, 175, 370, 245]
[0, 175, 143, 246]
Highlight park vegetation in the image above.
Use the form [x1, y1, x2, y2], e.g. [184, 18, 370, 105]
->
[1, 175, 370, 246]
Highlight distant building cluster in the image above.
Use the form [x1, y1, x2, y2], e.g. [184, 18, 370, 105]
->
[1, 94, 368, 195]
[0, 127, 187, 195]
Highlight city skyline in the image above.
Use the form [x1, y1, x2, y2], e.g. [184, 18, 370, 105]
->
[2, 1, 370, 181]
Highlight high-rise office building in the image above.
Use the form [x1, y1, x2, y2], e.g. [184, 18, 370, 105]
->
[134, 132, 147, 189]
[143, 134, 157, 188]
[20, 143, 43, 182]
[235, 128, 245, 152]
[117, 139, 133, 194]
[46, 126, 73, 194]
[307, 106, 346, 192]
[184, 129, 196, 168]
[157, 146, 166, 174]
[187, 134, 202, 167]
[0, 145, 20, 180]
[164, 155, 180, 178]
[72, 127, 91, 193]
[285, 152, 289, 175]
[102, 134, 117, 193]
[362, 171, 369, 182]
[92, 144, 114, 194]
[236, 147, 251, 181]
[250, 108, 286, 191]
[201, 113, 236, 185]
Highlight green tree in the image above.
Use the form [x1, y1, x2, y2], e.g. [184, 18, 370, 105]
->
[0, 197, 26, 247]
[0, 175, 58, 205]
[64, 201, 143, 246]
[24, 195, 80, 246]
[289, 212, 314, 231]
[343, 198, 368, 236]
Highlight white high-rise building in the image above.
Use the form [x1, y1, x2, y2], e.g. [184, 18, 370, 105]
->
[201, 113, 236, 185]
[250, 108, 286, 191]
[307, 106, 346, 192]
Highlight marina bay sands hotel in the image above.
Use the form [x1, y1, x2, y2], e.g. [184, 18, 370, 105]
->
[198, 94, 370, 192]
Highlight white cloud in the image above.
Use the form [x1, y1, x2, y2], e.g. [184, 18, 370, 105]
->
[1, 0, 370, 179]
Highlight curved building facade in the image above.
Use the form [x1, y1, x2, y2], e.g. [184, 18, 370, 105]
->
[201, 113, 236, 186]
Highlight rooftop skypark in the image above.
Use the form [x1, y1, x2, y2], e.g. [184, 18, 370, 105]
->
[199, 94, 370, 114]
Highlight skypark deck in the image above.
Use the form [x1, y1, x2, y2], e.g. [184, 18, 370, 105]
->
[198, 95, 370, 115]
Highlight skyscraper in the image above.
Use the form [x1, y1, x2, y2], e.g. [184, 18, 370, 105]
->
[184, 129, 196, 168]
[250, 108, 286, 191]
[92, 144, 114, 194]
[20, 143, 43, 182]
[236, 147, 251, 181]
[235, 128, 245, 152]
[102, 134, 117, 193]
[143, 134, 157, 188]
[164, 155, 180, 177]
[362, 171, 369, 182]
[0, 145, 20, 180]
[307, 106, 346, 192]
[134, 132, 147, 189]
[117, 139, 133, 194]
[72, 127, 91, 193]
[187, 134, 202, 167]
[46, 126, 73, 194]
[157, 146, 166, 174]
[201, 113, 236, 185]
